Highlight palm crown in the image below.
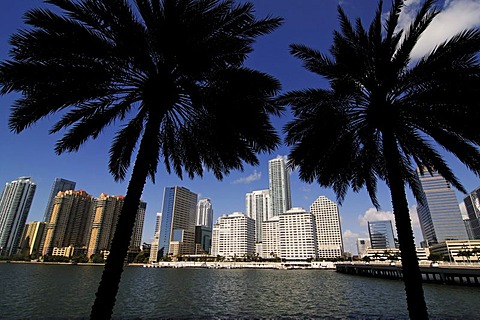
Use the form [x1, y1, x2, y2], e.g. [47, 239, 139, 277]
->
[1, 0, 284, 182]
[281, 0, 480, 208]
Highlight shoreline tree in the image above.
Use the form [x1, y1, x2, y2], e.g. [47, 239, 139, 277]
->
[0, 0, 283, 318]
[279, 0, 480, 319]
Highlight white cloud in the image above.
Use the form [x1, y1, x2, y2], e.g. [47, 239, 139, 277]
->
[231, 170, 261, 185]
[343, 229, 360, 254]
[358, 206, 421, 230]
[398, 0, 480, 59]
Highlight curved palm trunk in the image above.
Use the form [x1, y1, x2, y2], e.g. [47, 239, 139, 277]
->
[90, 120, 159, 319]
[383, 131, 429, 320]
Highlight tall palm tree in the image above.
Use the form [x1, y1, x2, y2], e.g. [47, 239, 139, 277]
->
[279, 0, 480, 319]
[0, 0, 283, 318]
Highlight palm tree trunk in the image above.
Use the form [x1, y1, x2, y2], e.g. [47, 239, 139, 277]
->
[383, 131, 429, 320]
[90, 119, 159, 319]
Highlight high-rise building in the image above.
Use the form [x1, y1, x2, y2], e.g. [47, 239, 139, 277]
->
[43, 178, 76, 223]
[211, 212, 255, 257]
[159, 186, 198, 256]
[310, 196, 343, 259]
[279, 207, 317, 261]
[464, 186, 480, 239]
[87, 194, 123, 258]
[42, 190, 94, 256]
[87, 194, 146, 257]
[261, 216, 280, 259]
[131, 201, 147, 248]
[356, 238, 371, 257]
[149, 212, 162, 263]
[196, 198, 213, 230]
[0, 176, 36, 256]
[268, 157, 291, 216]
[245, 189, 270, 242]
[368, 220, 396, 249]
[416, 168, 468, 245]
[20, 221, 46, 256]
[195, 225, 212, 254]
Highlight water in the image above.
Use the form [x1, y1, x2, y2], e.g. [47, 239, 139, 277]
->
[1, 263, 479, 319]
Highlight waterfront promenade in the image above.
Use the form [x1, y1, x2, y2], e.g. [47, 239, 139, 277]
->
[336, 261, 480, 286]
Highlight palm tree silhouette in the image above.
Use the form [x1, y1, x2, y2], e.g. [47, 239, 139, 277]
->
[0, 0, 283, 318]
[279, 0, 480, 318]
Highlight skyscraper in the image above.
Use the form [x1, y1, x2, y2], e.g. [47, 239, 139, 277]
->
[149, 212, 162, 263]
[310, 196, 344, 259]
[245, 189, 270, 242]
[87, 194, 146, 257]
[196, 198, 213, 230]
[42, 190, 94, 256]
[20, 221, 46, 256]
[416, 168, 468, 245]
[368, 220, 396, 249]
[43, 178, 76, 223]
[268, 157, 291, 216]
[464, 186, 480, 239]
[211, 212, 255, 257]
[279, 207, 317, 261]
[0, 176, 36, 256]
[159, 186, 198, 256]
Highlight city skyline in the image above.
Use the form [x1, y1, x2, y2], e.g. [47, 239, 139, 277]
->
[1, 0, 480, 254]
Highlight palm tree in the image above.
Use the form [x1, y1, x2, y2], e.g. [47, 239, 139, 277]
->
[279, 0, 480, 319]
[0, 0, 283, 318]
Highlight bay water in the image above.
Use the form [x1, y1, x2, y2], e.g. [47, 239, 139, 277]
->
[1, 263, 478, 319]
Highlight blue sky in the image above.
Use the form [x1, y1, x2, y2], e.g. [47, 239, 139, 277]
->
[0, 0, 479, 254]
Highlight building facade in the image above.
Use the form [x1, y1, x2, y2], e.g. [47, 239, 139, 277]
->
[42, 190, 94, 256]
[159, 186, 198, 256]
[149, 212, 162, 263]
[310, 196, 343, 259]
[416, 168, 468, 245]
[261, 216, 280, 259]
[279, 208, 317, 260]
[368, 220, 396, 249]
[196, 198, 213, 230]
[245, 189, 270, 242]
[211, 212, 255, 258]
[356, 238, 371, 257]
[464, 186, 480, 239]
[0, 177, 37, 256]
[20, 221, 46, 256]
[43, 178, 76, 223]
[268, 157, 291, 216]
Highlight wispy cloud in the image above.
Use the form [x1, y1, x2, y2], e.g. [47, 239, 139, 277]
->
[232, 170, 261, 185]
[358, 206, 421, 229]
[398, 0, 480, 59]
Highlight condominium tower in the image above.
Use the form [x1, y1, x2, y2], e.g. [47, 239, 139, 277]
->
[310, 196, 344, 259]
[42, 190, 94, 256]
[211, 212, 255, 257]
[416, 169, 468, 245]
[279, 207, 317, 260]
[245, 189, 270, 242]
[0, 176, 36, 256]
[43, 178, 76, 223]
[20, 221, 46, 256]
[268, 157, 291, 216]
[159, 186, 198, 256]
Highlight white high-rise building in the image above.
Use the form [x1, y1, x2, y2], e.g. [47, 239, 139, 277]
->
[310, 196, 344, 259]
[279, 207, 317, 260]
[196, 198, 213, 230]
[246, 189, 270, 242]
[0, 177, 36, 256]
[149, 212, 162, 263]
[211, 212, 255, 258]
[261, 216, 280, 259]
[269, 157, 291, 216]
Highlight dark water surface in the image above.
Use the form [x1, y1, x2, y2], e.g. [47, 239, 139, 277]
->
[0, 263, 478, 319]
